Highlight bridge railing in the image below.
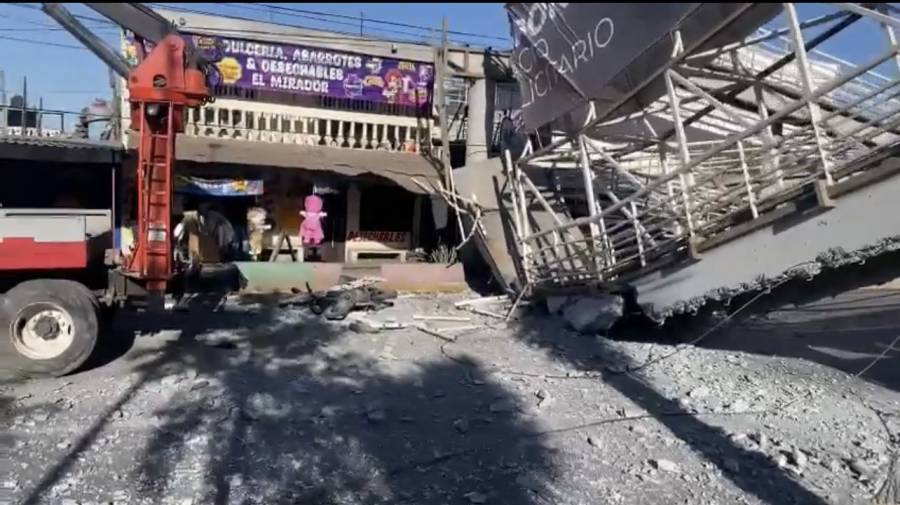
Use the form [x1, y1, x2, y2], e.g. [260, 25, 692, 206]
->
[502, 3, 900, 289]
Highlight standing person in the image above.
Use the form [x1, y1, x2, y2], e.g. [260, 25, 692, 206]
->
[199, 202, 235, 261]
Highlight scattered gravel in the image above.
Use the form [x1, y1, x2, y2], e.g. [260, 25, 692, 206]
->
[1, 289, 898, 505]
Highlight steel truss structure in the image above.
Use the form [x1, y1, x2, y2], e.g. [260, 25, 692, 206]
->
[503, 3, 900, 295]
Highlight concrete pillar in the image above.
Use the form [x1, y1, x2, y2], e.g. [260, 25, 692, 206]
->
[346, 182, 361, 234]
[412, 194, 423, 248]
[342, 182, 361, 263]
[465, 77, 495, 165]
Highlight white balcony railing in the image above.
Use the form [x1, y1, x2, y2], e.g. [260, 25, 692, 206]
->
[120, 97, 442, 157]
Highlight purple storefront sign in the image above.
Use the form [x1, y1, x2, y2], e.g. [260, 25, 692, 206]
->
[124, 32, 435, 109]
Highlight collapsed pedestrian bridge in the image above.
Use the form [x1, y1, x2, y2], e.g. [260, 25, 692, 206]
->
[475, 3, 900, 320]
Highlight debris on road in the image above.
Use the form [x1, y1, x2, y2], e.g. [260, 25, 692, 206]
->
[413, 315, 472, 322]
[2, 289, 897, 505]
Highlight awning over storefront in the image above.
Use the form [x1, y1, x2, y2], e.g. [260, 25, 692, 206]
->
[128, 133, 443, 195]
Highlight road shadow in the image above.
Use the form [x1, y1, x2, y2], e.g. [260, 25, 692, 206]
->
[510, 313, 831, 505]
[612, 251, 900, 394]
[17, 294, 557, 505]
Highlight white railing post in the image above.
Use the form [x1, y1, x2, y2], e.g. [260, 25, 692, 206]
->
[785, 2, 833, 184]
[664, 69, 697, 238]
[577, 135, 607, 277]
[737, 140, 759, 219]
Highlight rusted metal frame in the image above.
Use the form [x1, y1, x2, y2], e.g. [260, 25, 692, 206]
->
[786, 3, 835, 184]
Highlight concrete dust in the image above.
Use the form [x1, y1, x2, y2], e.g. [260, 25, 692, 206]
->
[1, 290, 899, 504]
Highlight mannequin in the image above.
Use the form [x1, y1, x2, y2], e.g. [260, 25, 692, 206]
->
[299, 194, 327, 247]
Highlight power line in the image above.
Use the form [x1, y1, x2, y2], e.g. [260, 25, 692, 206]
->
[0, 26, 119, 32]
[0, 34, 87, 49]
[148, 3, 439, 47]
[255, 3, 508, 42]
[0, 6, 115, 30]
[222, 3, 439, 43]
[7, 3, 115, 26]
[186, 25, 431, 49]
[222, 3, 365, 31]
[147, 3, 435, 47]
[150, 3, 504, 49]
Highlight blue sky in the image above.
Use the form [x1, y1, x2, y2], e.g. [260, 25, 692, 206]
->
[0, 3, 896, 121]
[0, 3, 511, 116]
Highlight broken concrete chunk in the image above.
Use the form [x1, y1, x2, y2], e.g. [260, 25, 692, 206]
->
[650, 459, 680, 473]
[727, 399, 749, 413]
[791, 448, 808, 469]
[559, 294, 624, 334]
[849, 459, 875, 479]
[688, 386, 711, 399]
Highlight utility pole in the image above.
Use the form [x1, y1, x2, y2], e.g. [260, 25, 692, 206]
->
[360, 12, 364, 37]
[0, 70, 6, 131]
[435, 18, 449, 186]
[434, 17, 465, 239]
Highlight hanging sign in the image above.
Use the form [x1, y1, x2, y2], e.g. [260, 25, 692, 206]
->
[175, 175, 264, 196]
[124, 31, 434, 109]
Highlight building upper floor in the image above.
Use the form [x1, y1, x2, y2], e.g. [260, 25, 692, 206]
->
[115, 7, 517, 162]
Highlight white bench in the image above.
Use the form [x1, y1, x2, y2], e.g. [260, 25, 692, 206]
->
[344, 231, 411, 264]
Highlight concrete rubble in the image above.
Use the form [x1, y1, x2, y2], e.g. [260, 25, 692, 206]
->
[545, 293, 624, 334]
[1, 288, 899, 504]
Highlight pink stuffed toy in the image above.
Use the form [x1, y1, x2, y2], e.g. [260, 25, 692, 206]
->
[299, 195, 326, 246]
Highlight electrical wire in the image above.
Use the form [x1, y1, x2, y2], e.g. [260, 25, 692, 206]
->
[146, 3, 436, 47]
[147, 2, 506, 49]
[233, 3, 444, 42]
[7, 3, 114, 26]
[253, 3, 509, 42]
[0, 33, 87, 49]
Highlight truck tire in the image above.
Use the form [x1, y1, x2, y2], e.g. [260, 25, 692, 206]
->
[0, 279, 99, 378]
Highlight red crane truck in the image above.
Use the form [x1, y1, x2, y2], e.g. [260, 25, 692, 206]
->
[0, 3, 215, 378]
